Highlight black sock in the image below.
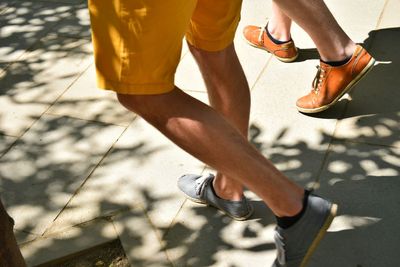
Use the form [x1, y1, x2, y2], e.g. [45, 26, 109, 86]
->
[276, 190, 310, 229]
[321, 56, 351, 67]
[265, 24, 291, 45]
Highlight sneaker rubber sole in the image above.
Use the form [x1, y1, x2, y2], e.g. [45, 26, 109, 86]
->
[243, 35, 299, 63]
[182, 193, 254, 221]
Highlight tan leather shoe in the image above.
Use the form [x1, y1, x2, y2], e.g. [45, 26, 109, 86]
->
[296, 45, 375, 113]
[243, 25, 298, 62]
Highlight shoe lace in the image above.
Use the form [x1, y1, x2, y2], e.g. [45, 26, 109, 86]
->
[258, 27, 266, 45]
[195, 175, 211, 196]
[312, 65, 327, 94]
[274, 230, 286, 265]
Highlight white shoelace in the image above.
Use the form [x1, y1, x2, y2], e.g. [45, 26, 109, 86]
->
[195, 175, 212, 196]
[258, 27, 266, 44]
[312, 65, 327, 94]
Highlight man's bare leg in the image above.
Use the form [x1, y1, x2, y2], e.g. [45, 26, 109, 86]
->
[0, 199, 27, 267]
[117, 89, 304, 217]
[188, 43, 249, 201]
[272, 0, 356, 61]
[268, 2, 292, 42]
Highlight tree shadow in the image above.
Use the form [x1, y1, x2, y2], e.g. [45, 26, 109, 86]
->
[0, 2, 399, 267]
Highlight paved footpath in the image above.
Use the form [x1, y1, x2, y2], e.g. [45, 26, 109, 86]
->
[1, 0, 399, 266]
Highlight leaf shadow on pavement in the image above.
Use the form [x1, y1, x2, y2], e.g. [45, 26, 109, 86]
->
[0, 1, 399, 266]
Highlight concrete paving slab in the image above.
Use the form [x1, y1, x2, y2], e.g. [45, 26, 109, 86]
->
[20, 219, 118, 267]
[112, 208, 172, 267]
[30, 0, 85, 5]
[0, 134, 17, 158]
[235, 0, 273, 90]
[0, 114, 125, 235]
[309, 141, 400, 267]
[44, 114, 204, 235]
[0, 34, 92, 136]
[0, 1, 14, 15]
[15, 229, 38, 245]
[49, 1, 91, 40]
[334, 27, 400, 148]
[324, 0, 386, 43]
[250, 58, 341, 187]
[165, 198, 277, 267]
[0, 62, 10, 76]
[0, 1, 77, 63]
[47, 64, 136, 127]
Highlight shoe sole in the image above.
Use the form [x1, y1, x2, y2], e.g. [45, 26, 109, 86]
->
[297, 57, 376, 114]
[182, 194, 254, 221]
[299, 203, 338, 267]
[243, 35, 299, 63]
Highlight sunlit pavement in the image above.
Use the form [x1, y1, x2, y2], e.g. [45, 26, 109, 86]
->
[0, 0, 399, 266]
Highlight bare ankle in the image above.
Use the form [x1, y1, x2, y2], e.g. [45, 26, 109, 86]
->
[212, 176, 244, 201]
[320, 41, 356, 62]
[267, 23, 291, 42]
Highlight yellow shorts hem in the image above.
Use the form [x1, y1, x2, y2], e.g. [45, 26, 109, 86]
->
[97, 77, 175, 95]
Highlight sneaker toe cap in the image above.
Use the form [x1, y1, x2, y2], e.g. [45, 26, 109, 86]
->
[177, 174, 202, 197]
[243, 25, 261, 43]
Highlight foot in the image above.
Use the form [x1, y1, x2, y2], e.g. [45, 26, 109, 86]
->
[296, 45, 375, 113]
[243, 25, 298, 62]
[177, 174, 253, 220]
[272, 194, 337, 267]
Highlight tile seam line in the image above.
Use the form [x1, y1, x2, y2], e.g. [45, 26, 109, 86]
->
[19, 217, 115, 249]
[163, 163, 208, 238]
[249, 55, 273, 92]
[110, 203, 175, 267]
[42, 119, 136, 236]
[41, 216, 124, 240]
[375, 0, 390, 29]
[0, 61, 93, 161]
[318, 84, 357, 185]
[43, 62, 93, 114]
[312, 134, 399, 188]
[319, 0, 393, 185]
[331, 137, 399, 149]
[43, 111, 134, 128]
[140, 207, 175, 267]
[160, 166, 209, 266]
[39, 205, 136, 239]
[310, 137, 334, 190]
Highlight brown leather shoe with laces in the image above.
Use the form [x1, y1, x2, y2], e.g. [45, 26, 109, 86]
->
[243, 25, 298, 62]
[296, 45, 375, 113]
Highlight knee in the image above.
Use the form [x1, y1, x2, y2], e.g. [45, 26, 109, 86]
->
[116, 93, 140, 112]
[116, 90, 174, 123]
[116, 93, 158, 119]
[188, 42, 234, 64]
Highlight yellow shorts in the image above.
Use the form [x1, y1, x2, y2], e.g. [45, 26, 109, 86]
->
[88, 0, 242, 95]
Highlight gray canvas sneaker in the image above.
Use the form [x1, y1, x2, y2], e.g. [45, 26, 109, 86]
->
[177, 173, 253, 220]
[272, 194, 338, 267]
